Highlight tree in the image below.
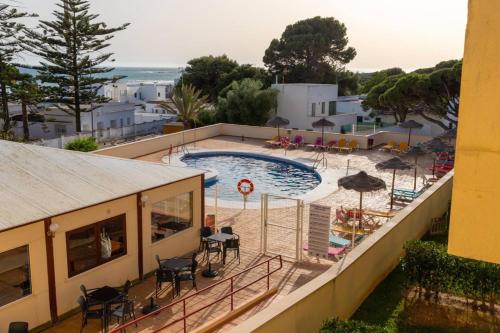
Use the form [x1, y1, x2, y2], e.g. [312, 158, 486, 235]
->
[0, 4, 36, 132]
[27, 0, 128, 132]
[360, 67, 405, 93]
[160, 84, 208, 129]
[263, 16, 356, 84]
[10, 72, 44, 141]
[216, 79, 277, 126]
[362, 74, 406, 123]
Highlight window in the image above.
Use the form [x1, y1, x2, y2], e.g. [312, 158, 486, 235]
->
[110, 120, 117, 129]
[0, 246, 31, 306]
[66, 215, 126, 277]
[54, 124, 67, 135]
[328, 101, 337, 116]
[321, 102, 325, 114]
[151, 192, 193, 243]
[139, 92, 143, 100]
[311, 103, 316, 117]
[134, 92, 137, 98]
[127, 117, 131, 126]
[157, 92, 161, 97]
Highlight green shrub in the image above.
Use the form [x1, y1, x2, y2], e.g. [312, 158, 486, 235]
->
[319, 318, 387, 333]
[65, 136, 98, 152]
[402, 240, 500, 309]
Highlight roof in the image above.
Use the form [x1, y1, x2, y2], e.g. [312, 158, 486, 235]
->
[0, 141, 203, 232]
[95, 102, 136, 113]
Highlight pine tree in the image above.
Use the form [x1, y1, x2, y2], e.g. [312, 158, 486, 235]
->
[0, 4, 36, 132]
[27, 0, 129, 132]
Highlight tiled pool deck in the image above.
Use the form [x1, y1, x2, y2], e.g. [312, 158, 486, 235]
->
[44, 136, 436, 332]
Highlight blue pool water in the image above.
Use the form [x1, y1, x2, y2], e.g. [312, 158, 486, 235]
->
[181, 152, 321, 202]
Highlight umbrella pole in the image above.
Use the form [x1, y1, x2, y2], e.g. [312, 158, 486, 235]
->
[322, 126, 325, 146]
[359, 192, 363, 229]
[390, 169, 396, 210]
[408, 128, 412, 146]
[414, 156, 418, 191]
[278, 125, 280, 138]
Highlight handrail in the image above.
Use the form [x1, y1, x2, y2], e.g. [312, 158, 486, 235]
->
[109, 255, 283, 333]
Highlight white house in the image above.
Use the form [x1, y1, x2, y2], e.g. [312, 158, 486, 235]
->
[271, 83, 357, 132]
[80, 102, 136, 133]
[99, 81, 174, 106]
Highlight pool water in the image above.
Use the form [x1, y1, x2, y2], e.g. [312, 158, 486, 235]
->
[181, 152, 321, 202]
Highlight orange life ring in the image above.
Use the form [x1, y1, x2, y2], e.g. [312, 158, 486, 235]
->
[237, 179, 254, 196]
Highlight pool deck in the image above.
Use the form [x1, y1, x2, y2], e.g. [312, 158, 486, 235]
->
[44, 136, 436, 333]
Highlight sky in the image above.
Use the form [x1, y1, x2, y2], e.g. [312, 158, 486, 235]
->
[14, 0, 468, 72]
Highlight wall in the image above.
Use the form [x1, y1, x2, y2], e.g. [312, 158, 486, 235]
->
[230, 172, 453, 333]
[142, 176, 204, 274]
[448, 0, 500, 264]
[0, 221, 51, 332]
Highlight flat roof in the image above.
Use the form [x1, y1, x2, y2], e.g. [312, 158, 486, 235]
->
[0, 140, 203, 232]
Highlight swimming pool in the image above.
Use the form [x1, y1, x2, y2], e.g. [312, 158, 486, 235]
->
[181, 151, 321, 202]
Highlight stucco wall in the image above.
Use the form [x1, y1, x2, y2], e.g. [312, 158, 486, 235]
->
[231, 172, 453, 333]
[0, 222, 51, 332]
[448, 0, 500, 264]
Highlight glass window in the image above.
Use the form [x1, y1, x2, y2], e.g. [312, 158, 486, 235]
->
[311, 103, 316, 117]
[67, 215, 126, 277]
[151, 192, 193, 243]
[321, 102, 325, 114]
[0, 245, 31, 307]
[329, 101, 337, 116]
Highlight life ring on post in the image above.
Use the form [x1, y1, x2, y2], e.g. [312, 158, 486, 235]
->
[237, 179, 254, 196]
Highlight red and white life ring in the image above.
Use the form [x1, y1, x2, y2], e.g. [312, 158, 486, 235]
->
[237, 179, 254, 196]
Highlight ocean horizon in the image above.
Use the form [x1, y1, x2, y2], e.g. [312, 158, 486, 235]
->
[18, 66, 182, 83]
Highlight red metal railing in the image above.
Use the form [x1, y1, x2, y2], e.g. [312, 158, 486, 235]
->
[109, 255, 283, 333]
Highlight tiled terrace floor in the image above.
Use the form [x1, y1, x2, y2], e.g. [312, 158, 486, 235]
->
[43, 135, 437, 332]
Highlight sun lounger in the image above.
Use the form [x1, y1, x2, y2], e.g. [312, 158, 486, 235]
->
[288, 135, 303, 149]
[363, 209, 396, 218]
[306, 137, 324, 150]
[303, 243, 347, 258]
[333, 138, 347, 152]
[339, 140, 359, 153]
[265, 136, 280, 147]
[332, 224, 371, 235]
[394, 187, 427, 201]
[381, 141, 396, 151]
[391, 142, 408, 154]
[329, 234, 351, 247]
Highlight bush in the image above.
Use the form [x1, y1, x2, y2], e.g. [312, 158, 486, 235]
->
[65, 137, 98, 152]
[319, 318, 387, 333]
[402, 240, 500, 309]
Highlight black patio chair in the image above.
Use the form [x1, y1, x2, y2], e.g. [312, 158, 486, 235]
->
[223, 236, 240, 264]
[109, 296, 137, 330]
[203, 240, 222, 263]
[121, 280, 132, 296]
[175, 259, 198, 296]
[77, 296, 105, 333]
[8, 322, 28, 333]
[199, 226, 214, 252]
[80, 284, 101, 308]
[220, 226, 233, 235]
[155, 268, 176, 299]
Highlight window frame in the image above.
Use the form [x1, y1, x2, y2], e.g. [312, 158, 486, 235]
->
[321, 102, 325, 114]
[311, 103, 316, 117]
[0, 244, 32, 307]
[65, 214, 127, 278]
[328, 101, 337, 116]
[151, 191, 194, 243]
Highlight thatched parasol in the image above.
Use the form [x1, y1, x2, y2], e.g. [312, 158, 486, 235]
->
[376, 157, 414, 210]
[338, 171, 386, 228]
[399, 120, 423, 146]
[402, 146, 427, 190]
[266, 116, 290, 137]
[422, 138, 452, 153]
[312, 118, 335, 144]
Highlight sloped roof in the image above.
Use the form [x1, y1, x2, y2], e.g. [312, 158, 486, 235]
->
[0, 140, 203, 232]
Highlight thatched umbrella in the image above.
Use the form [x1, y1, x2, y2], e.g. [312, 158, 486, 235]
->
[312, 118, 335, 144]
[266, 116, 290, 137]
[376, 157, 413, 210]
[402, 146, 427, 190]
[338, 171, 386, 229]
[399, 120, 423, 146]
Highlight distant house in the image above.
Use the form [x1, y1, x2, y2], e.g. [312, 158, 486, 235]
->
[99, 81, 175, 106]
[0, 141, 204, 330]
[271, 83, 357, 132]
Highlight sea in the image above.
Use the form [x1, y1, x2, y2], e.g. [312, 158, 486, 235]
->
[18, 66, 182, 83]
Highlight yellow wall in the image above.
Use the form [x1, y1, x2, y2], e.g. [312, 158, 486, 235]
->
[448, 0, 500, 264]
[231, 173, 453, 333]
[0, 222, 51, 332]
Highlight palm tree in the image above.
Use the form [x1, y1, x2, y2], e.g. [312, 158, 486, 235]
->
[160, 84, 208, 129]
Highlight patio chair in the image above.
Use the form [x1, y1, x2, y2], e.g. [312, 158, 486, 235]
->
[8, 322, 28, 333]
[391, 142, 408, 154]
[265, 136, 280, 147]
[199, 226, 214, 252]
[326, 140, 337, 151]
[80, 284, 101, 308]
[155, 268, 176, 299]
[306, 137, 323, 150]
[220, 226, 233, 235]
[303, 243, 347, 260]
[270, 136, 288, 148]
[380, 140, 396, 151]
[334, 208, 349, 224]
[223, 236, 240, 264]
[175, 259, 198, 296]
[288, 135, 303, 149]
[339, 140, 358, 153]
[333, 138, 347, 152]
[77, 296, 105, 333]
[109, 296, 137, 329]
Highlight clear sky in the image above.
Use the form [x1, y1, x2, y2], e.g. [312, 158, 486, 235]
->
[15, 0, 468, 72]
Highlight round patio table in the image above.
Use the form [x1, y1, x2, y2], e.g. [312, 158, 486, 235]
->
[160, 258, 192, 273]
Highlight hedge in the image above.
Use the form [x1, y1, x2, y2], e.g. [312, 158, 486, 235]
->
[65, 136, 98, 152]
[319, 318, 387, 333]
[401, 240, 500, 310]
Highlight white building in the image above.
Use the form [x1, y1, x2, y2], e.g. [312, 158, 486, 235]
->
[337, 95, 374, 122]
[99, 81, 174, 110]
[272, 83, 357, 132]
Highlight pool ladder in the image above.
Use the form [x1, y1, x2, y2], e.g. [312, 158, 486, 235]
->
[312, 151, 328, 169]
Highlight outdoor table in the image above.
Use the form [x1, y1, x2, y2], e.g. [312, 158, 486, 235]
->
[329, 234, 351, 247]
[160, 257, 192, 273]
[202, 233, 235, 278]
[87, 286, 123, 333]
